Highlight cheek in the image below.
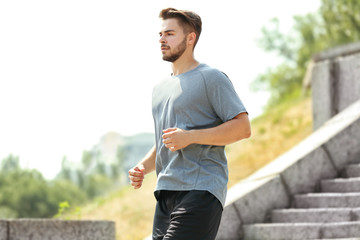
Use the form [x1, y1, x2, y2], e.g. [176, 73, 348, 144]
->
[166, 38, 174, 45]
[167, 42, 175, 49]
[167, 37, 181, 46]
[169, 40, 181, 49]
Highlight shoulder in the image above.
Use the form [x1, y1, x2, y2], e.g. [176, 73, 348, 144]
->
[196, 64, 225, 76]
[196, 64, 232, 85]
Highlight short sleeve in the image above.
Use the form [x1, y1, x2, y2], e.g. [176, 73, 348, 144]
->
[203, 70, 247, 122]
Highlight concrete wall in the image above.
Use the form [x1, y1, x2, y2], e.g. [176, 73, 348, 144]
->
[216, 99, 360, 240]
[0, 219, 115, 240]
[311, 42, 360, 130]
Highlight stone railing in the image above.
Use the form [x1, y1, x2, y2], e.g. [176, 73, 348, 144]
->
[0, 219, 115, 240]
[311, 42, 360, 129]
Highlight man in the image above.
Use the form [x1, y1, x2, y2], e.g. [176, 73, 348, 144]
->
[128, 8, 251, 240]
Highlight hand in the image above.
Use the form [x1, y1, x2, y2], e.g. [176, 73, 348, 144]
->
[128, 164, 145, 189]
[162, 128, 192, 152]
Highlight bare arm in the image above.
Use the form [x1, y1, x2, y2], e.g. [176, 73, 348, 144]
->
[162, 112, 251, 152]
[128, 145, 156, 189]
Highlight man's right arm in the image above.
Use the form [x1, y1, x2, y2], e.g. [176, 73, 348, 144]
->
[128, 145, 156, 189]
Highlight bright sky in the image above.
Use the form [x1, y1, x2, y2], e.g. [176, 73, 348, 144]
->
[0, 0, 320, 179]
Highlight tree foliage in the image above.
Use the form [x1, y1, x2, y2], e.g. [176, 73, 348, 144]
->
[0, 155, 85, 218]
[56, 145, 126, 199]
[0, 143, 126, 218]
[254, 0, 360, 108]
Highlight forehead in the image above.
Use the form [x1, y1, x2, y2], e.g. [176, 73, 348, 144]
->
[160, 18, 182, 33]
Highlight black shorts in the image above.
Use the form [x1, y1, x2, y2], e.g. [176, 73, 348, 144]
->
[152, 190, 223, 240]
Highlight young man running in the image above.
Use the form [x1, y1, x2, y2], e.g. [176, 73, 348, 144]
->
[129, 8, 251, 240]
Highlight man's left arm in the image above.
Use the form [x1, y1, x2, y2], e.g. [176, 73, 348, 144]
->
[162, 112, 251, 152]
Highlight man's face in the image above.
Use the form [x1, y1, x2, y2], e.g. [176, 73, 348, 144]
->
[159, 18, 188, 62]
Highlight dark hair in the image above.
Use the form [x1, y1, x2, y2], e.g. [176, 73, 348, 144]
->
[159, 8, 202, 47]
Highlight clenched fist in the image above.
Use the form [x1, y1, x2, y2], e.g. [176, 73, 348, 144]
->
[128, 164, 145, 189]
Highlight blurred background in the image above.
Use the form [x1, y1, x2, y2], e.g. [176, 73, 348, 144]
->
[1, 0, 360, 239]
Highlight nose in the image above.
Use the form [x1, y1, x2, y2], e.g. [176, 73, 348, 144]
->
[159, 35, 166, 44]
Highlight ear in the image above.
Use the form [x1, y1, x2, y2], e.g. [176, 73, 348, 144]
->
[187, 32, 197, 46]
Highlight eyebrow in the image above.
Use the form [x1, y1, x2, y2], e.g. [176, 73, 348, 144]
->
[159, 30, 175, 35]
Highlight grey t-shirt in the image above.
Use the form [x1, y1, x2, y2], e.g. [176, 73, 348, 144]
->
[151, 63, 247, 207]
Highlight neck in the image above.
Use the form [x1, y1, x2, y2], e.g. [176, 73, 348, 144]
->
[171, 52, 199, 76]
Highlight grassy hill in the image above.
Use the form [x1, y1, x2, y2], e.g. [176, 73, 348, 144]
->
[66, 96, 313, 240]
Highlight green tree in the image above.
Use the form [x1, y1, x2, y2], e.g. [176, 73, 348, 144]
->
[58, 156, 72, 181]
[0, 169, 52, 217]
[47, 179, 87, 213]
[321, 0, 360, 46]
[116, 145, 125, 178]
[254, 0, 360, 108]
[56, 145, 128, 200]
[81, 150, 93, 172]
[0, 156, 87, 218]
[83, 174, 112, 199]
[1, 154, 20, 172]
[109, 163, 119, 180]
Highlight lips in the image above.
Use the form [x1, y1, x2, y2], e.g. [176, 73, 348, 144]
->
[161, 45, 169, 51]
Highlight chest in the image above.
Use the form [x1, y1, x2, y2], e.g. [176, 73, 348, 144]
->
[152, 76, 208, 114]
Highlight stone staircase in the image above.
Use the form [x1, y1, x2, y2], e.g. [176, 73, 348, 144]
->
[214, 42, 360, 240]
[243, 163, 360, 240]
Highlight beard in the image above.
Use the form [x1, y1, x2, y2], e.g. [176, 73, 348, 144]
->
[162, 37, 187, 62]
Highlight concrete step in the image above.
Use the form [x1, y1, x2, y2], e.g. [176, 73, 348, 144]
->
[309, 239, 360, 240]
[243, 221, 360, 240]
[294, 193, 360, 208]
[271, 208, 360, 223]
[344, 164, 360, 178]
[321, 178, 360, 192]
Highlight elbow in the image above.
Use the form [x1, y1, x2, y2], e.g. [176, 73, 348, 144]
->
[232, 128, 251, 143]
[245, 128, 252, 139]
[233, 112, 251, 140]
[231, 114, 251, 142]
[242, 126, 251, 139]
[244, 117, 252, 139]
[239, 123, 251, 140]
[246, 130, 251, 139]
